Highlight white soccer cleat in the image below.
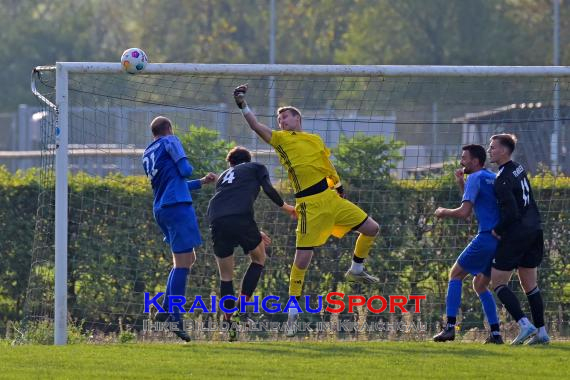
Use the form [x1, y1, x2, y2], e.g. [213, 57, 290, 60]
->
[511, 323, 537, 345]
[344, 269, 380, 284]
[526, 334, 550, 345]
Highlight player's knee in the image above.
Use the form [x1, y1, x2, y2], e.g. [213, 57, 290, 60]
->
[173, 250, 196, 268]
[363, 218, 380, 237]
[472, 277, 488, 294]
[252, 251, 267, 266]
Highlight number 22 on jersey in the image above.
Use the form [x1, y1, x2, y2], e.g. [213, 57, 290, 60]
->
[143, 152, 158, 179]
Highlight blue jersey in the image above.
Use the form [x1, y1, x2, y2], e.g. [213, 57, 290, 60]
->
[462, 168, 499, 233]
[143, 135, 197, 211]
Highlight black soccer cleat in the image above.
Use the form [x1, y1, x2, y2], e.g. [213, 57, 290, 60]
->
[173, 329, 192, 342]
[484, 334, 504, 345]
[155, 313, 191, 342]
[433, 326, 455, 342]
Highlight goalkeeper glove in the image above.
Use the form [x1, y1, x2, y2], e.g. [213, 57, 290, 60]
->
[233, 84, 248, 109]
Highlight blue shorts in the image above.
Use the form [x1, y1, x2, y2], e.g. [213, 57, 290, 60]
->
[155, 203, 202, 253]
[456, 232, 498, 277]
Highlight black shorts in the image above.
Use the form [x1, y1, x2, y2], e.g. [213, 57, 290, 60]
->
[492, 229, 544, 271]
[210, 214, 262, 258]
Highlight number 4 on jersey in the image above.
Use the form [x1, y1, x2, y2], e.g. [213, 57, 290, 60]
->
[221, 168, 236, 184]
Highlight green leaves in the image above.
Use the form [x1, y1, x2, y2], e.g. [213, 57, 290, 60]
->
[177, 125, 234, 175]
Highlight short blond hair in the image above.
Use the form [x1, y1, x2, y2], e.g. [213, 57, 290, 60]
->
[490, 133, 517, 153]
[277, 106, 302, 119]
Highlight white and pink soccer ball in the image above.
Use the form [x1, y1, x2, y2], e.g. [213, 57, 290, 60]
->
[121, 48, 148, 74]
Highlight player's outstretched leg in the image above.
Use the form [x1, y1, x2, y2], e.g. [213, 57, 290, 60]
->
[345, 218, 380, 284]
[286, 250, 312, 337]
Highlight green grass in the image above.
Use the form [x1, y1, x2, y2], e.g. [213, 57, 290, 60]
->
[1, 341, 569, 379]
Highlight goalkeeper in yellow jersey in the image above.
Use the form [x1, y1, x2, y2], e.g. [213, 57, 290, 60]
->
[233, 84, 380, 336]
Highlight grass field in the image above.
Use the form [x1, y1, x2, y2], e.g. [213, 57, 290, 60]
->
[1, 341, 569, 379]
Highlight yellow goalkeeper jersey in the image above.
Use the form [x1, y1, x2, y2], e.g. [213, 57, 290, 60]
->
[269, 130, 341, 194]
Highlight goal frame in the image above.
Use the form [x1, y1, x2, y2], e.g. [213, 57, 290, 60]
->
[34, 62, 570, 345]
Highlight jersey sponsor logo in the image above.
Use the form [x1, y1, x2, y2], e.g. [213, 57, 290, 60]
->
[512, 165, 524, 177]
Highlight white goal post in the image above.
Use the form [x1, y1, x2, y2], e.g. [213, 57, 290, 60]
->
[35, 63, 570, 345]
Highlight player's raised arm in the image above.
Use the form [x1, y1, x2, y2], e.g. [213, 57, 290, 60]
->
[233, 84, 273, 144]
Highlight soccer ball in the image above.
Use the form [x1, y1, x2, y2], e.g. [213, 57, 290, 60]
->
[121, 48, 148, 74]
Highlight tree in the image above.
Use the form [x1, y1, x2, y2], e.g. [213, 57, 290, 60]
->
[333, 133, 404, 185]
[177, 125, 234, 175]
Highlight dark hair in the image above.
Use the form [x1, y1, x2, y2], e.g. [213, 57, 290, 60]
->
[277, 106, 302, 119]
[462, 144, 487, 165]
[226, 146, 251, 166]
[150, 116, 172, 136]
[490, 133, 517, 154]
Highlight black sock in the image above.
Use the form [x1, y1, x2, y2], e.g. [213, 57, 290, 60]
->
[220, 280, 234, 319]
[352, 255, 364, 264]
[526, 286, 545, 328]
[490, 323, 500, 334]
[495, 285, 525, 322]
[446, 316, 456, 326]
[241, 262, 264, 298]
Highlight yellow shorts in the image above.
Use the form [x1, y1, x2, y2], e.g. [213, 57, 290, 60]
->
[295, 189, 368, 248]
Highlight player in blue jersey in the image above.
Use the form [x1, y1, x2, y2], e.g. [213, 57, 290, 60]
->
[142, 116, 216, 342]
[432, 144, 503, 344]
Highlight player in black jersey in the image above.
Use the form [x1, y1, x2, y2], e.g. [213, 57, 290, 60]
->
[207, 146, 296, 341]
[488, 134, 549, 345]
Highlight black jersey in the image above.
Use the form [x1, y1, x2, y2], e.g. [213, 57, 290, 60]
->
[207, 162, 284, 223]
[494, 160, 541, 235]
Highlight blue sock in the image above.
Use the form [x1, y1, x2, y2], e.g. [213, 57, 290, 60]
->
[168, 268, 189, 322]
[162, 268, 175, 311]
[479, 289, 499, 326]
[445, 279, 462, 322]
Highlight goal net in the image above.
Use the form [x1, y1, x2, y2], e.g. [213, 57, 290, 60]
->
[26, 64, 570, 343]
